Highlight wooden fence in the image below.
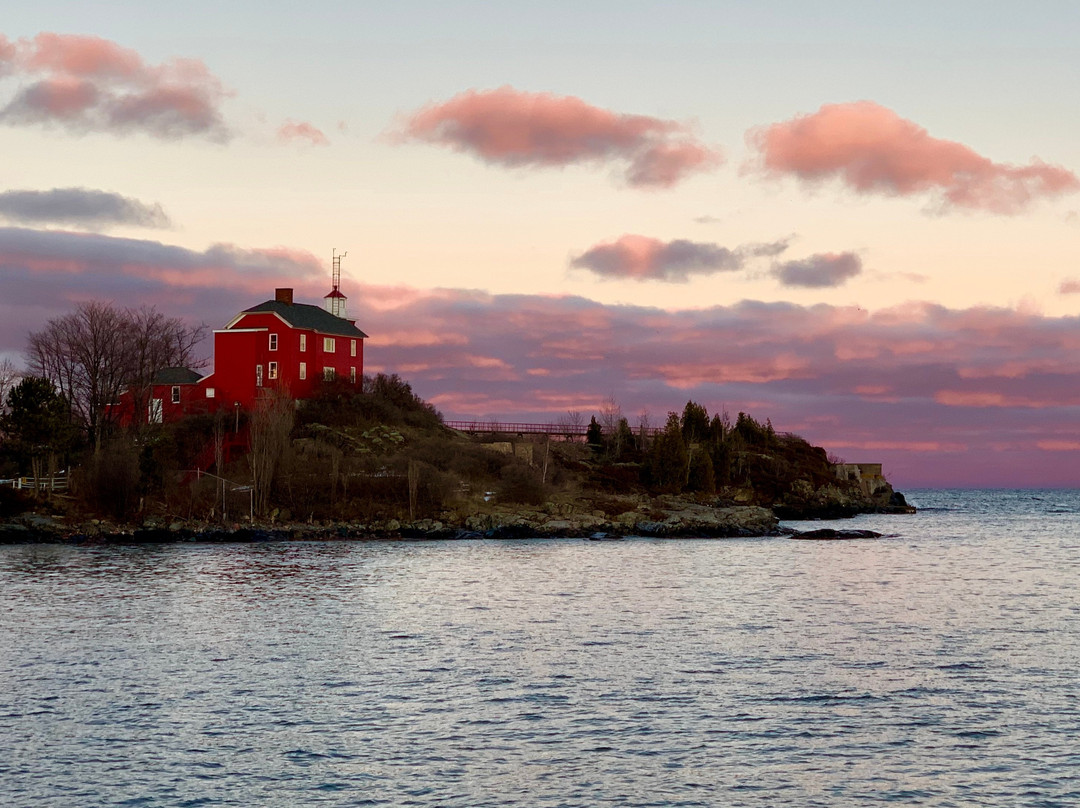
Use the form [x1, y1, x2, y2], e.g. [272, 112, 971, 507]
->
[1, 470, 70, 491]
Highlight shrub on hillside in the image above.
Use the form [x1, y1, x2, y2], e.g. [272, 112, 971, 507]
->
[496, 464, 547, 506]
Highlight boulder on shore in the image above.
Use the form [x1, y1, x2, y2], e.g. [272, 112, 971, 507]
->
[790, 528, 883, 540]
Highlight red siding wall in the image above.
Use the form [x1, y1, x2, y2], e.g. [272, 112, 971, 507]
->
[198, 312, 363, 412]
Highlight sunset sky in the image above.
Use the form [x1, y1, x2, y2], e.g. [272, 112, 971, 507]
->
[2, 2, 1079, 487]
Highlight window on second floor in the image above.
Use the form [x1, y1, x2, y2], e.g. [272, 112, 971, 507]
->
[350, 339, 357, 357]
[323, 337, 335, 352]
[269, 333, 278, 351]
[300, 334, 307, 352]
[171, 386, 181, 404]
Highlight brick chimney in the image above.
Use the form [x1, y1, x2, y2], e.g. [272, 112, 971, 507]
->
[275, 288, 293, 305]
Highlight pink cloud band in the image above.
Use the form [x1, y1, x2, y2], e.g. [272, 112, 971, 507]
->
[3, 227, 1080, 487]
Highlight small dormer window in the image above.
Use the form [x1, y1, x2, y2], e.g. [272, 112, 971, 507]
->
[269, 333, 278, 351]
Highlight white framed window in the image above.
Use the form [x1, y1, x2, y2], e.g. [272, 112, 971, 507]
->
[149, 399, 163, 424]
[256, 364, 264, 387]
[268, 361, 278, 380]
[323, 367, 335, 381]
[323, 337, 335, 352]
[205, 387, 215, 398]
[269, 333, 278, 351]
[299, 362, 307, 380]
[350, 366, 356, 383]
[300, 334, 307, 352]
[171, 386, 181, 404]
[350, 339, 357, 357]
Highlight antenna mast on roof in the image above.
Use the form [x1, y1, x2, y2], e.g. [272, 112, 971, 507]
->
[327, 248, 347, 318]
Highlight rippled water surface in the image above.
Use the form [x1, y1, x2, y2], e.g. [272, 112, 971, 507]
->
[2, 489, 1079, 806]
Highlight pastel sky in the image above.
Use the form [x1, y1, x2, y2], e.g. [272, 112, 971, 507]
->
[2, 2, 1079, 488]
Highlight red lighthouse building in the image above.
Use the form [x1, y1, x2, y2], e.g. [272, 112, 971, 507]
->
[115, 281, 367, 426]
[197, 286, 367, 411]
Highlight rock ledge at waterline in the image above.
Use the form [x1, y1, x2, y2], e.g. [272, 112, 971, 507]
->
[2, 501, 782, 544]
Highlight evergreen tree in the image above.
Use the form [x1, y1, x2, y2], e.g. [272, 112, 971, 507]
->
[0, 376, 78, 487]
[648, 412, 688, 493]
[686, 447, 716, 493]
[612, 417, 637, 461]
[586, 415, 604, 449]
[680, 400, 709, 445]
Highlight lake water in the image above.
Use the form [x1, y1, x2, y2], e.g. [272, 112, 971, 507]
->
[2, 489, 1078, 806]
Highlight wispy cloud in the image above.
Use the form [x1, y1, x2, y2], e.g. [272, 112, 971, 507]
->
[278, 119, 328, 146]
[772, 252, 862, 288]
[0, 32, 230, 140]
[0, 188, 169, 229]
[396, 86, 722, 188]
[570, 235, 743, 281]
[749, 101, 1079, 214]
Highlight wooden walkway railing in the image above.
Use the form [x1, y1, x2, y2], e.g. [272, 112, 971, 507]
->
[443, 420, 663, 437]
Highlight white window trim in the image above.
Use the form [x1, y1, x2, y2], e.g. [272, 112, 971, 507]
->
[324, 337, 336, 353]
[256, 364, 264, 387]
[268, 361, 278, 380]
[269, 333, 278, 351]
[350, 366, 356, 383]
[299, 362, 307, 380]
[350, 339, 356, 357]
[300, 333, 307, 352]
[171, 386, 181, 404]
[205, 387, 216, 398]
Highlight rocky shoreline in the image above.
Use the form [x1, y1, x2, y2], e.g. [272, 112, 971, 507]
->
[0, 488, 915, 546]
[2, 499, 787, 545]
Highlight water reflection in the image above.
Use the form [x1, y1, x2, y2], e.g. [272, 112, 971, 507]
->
[2, 492, 1079, 806]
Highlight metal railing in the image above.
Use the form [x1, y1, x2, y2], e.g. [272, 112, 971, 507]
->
[443, 420, 663, 437]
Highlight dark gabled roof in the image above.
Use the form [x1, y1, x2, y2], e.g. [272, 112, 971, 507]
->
[240, 300, 368, 338]
[153, 367, 203, 385]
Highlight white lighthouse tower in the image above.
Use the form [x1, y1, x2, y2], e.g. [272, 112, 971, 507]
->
[324, 249, 348, 319]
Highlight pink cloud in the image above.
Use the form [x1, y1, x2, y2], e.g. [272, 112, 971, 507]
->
[1059, 279, 1080, 294]
[0, 33, 230, 140]
[750, 101, 1079, 213]
[278, 120, 329, 146]
[398, 86, 722, 188]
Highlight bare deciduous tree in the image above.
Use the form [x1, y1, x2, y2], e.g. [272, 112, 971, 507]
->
[558, 410, 584, 439]
[27, 301, 205, 448]
[599, 394, 622, 437]
[0, 358, 22, 414]
[249, 388, 295, 516]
